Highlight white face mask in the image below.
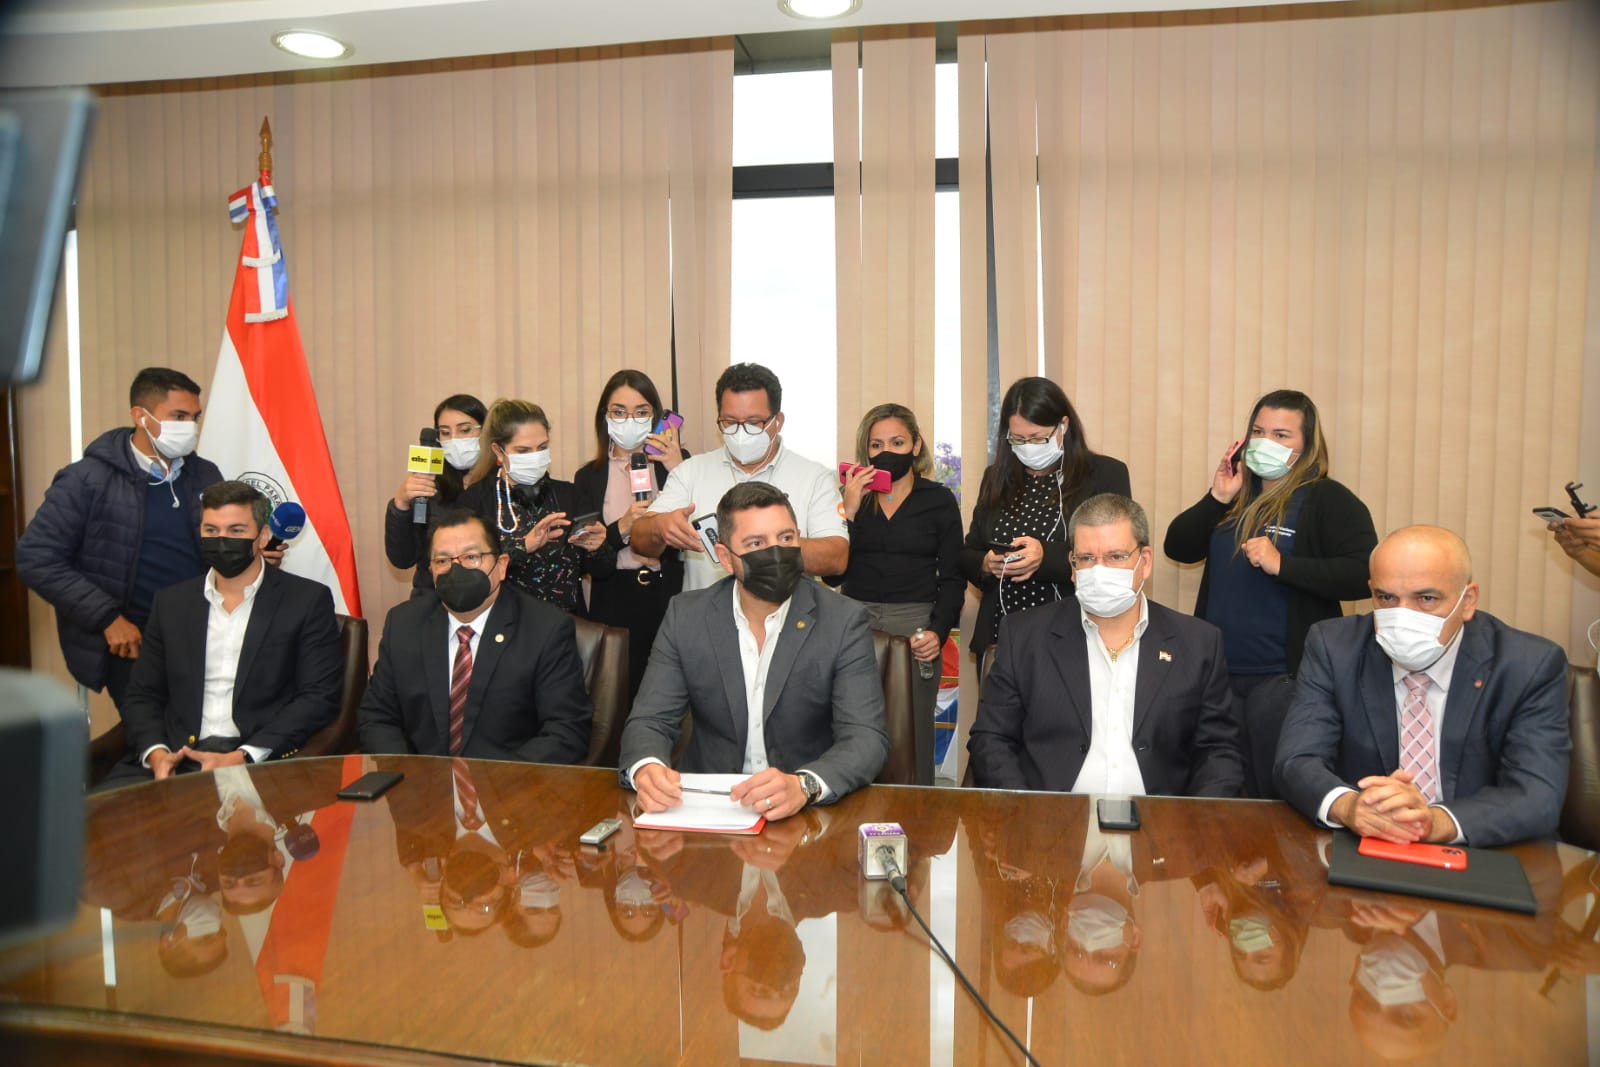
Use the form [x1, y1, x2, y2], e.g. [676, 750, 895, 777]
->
[615, 869, 655, 908]
[441, 438, 480, 471]
[1066, 893, 1128, 953]
[1074, 559, 1146, 619]
[1243, 437, 1296, 480]
[504, 448, 551, 487]
[1373, 586, 1468, 673]
[519, 871, 561, 910]
[1004, 911, 1055, 952]
[176, 894, 223, 939]
[1012, 428, 1064, 471]
[723, 423, 777, 466]
[608, 416, 653, 452]
[141, 411, 198, 460]
[1229, 914, 1275, 954]
[1356, 941, 1431, 1007]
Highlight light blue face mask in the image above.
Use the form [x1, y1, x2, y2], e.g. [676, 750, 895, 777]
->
[1243, 437, 1296, 481]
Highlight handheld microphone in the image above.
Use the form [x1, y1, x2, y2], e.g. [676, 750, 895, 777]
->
[409, 428, 445, 525]
[629, 452, 652, 501]
[265, 502, 306, 552]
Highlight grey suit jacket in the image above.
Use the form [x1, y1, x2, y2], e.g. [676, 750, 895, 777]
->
[618, 577, 889, 800]
[1274, 611, 1570, 847]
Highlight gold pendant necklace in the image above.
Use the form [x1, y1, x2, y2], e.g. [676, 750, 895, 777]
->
[1105, 631, 1137, 662]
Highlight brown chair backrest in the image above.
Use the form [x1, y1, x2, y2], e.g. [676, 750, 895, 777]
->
[1561, 663, 1600, 852]
[297, 614, 368, 759]
[573, 615, 631, 768]
[871, 629, 919, 785]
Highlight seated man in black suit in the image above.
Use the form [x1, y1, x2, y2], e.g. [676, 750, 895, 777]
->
[620, 481, 889, 820]
[968, 493, 1244, 796]
[1274, 525, 1569, 848]
[359, 509, 592, 763]
[103, 480, 343, 787]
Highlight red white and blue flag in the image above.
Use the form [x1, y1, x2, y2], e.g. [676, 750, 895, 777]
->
[202, 169, 362, 616]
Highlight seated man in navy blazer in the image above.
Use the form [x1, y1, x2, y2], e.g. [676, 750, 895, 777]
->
[968, 493, 1244, 797]
[104, 481, 343, 787]
[1275, 525, 1569, 848]
[359, 509, 592, 763]
[620, 481, 889, 820]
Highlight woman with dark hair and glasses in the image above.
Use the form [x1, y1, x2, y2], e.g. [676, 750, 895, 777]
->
[572, 369, 688, 697]
[960, 377, 1130, 658]
[1163, 389, 1375, 695]
[385, 393, 488, 593]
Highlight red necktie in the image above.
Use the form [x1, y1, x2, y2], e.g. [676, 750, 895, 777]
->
[452, 758, 483, 831]
[1400, 672, 1438, 801]
[448, 625, 474, 756]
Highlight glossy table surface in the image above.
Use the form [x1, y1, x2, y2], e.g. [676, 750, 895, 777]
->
[3, 755, 1598, 1066]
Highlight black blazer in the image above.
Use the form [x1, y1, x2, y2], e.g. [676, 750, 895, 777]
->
[358, 585, 593, 763]
[1274, 611, 1570, 848]
[571, 453, 686, 583]
[121, 565, 343, 761]
[960, 452, 1132, 655]
[968, 596, 1245, 797]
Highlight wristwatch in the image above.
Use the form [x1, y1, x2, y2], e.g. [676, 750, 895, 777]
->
[797, 770, 824, 807]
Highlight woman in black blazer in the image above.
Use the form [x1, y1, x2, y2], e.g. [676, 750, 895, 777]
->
[571, 370, 687, 697]
[384, 393, 487, 594]
[1163, 389, 1376, 692]
[960, 377, 1130, 658]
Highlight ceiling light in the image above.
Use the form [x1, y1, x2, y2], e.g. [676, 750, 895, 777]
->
[272, 30, 353, 61]
[778, 0, 862, 20]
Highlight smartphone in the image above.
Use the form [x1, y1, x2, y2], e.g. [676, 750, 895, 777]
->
[338, 770, 404, 801]
[645, 411, 684, 457]
[1533, 506, 1571, 523]
[557, 510, 602, 543]
[1228, 440, 1245, 473]
[579, 818, 622, 846]
[1357, 837, 1468, 870]
[1096, 797, 1141, 831]
[839, 462, 892, 494]
[986, 539, 1021, 554]
[690, 513, 720, 557]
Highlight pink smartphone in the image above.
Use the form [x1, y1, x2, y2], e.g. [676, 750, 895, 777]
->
[839, 462, 892, 493]
[1357, 837, 1468, 871]
[645, 411, 683, 457]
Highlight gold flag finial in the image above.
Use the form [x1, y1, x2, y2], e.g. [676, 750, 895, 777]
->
[258, 117, 273, 175]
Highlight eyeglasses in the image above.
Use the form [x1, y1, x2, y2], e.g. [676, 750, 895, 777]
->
[1070, 549, 1140, 568]
[436, 424, 480, 440]
[716, 416, 774, 436]
[606, 406, 654, 420]
[1005, 431, 1056, 447]
[429, 548, 491, 570]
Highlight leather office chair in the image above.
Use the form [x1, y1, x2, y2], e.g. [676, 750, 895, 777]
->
[871, 629, 920, 785]
[573, 615, 631, 768]
[1561, 663, 1600, 852]
[297, 614, 369, 758]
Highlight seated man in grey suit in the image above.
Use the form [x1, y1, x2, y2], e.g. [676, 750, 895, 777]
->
[968, 493, 1244, 797]
[620, 481, 888, 820]
[1274, 525, 1569, 848]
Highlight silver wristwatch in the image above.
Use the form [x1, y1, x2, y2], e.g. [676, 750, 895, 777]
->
[797, 770, 824, 806]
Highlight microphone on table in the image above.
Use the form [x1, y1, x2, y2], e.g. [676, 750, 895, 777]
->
[265, 502, 307, 552]
[630, 452, 653, 502]
[409, 428, 445, 525]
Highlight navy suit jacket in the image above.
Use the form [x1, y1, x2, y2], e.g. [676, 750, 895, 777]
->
[968, 596, 1245, 797]
[358, 586, 592, 763]
[1274, 611, 1570, 847]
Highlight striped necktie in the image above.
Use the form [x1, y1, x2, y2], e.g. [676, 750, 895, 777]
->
[1399, 672, 1438, 801]
[448, 625, 474, 756]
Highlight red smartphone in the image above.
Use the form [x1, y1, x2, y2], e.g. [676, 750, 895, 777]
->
[1357, 837, 1468, 871]
[645, 411, 683, 457]
[839, 462, 892, 493]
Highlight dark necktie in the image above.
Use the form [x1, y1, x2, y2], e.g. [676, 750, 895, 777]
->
[448, 625, 474, 755]
[452, 757, 484, 831]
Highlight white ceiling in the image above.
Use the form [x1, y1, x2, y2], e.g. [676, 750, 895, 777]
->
[0, 0, 1333, 89]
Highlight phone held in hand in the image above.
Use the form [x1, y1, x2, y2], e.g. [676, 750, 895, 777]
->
[838, 462, 891, 494]
[645, 411, 683, 457]
[1533, 506, 1570, 523]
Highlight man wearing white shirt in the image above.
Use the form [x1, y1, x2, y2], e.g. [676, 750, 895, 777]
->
[969, 494, 1244, 796]
[1275, 525, 1569, 848]
[103, 481, 343, 788]
[627, 363, 849, 591]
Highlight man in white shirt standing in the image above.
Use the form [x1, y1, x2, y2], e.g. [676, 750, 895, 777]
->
[969, 493, 1244, 796]
[627, 363, 849, 591]
[101, 481, 343, 788]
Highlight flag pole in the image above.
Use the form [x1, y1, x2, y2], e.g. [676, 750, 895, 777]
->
[258, 117, 273, 188]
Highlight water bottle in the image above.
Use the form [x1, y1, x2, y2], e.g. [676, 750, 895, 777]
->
[914, 629, 936, 681]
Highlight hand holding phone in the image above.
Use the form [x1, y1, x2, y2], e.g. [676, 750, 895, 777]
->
[646, 411, 684, 457]
[839, 462, 892, 494]
[1534, 506, 1571, 523]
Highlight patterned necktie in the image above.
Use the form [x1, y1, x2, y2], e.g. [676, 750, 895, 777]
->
[448, 625, 474, 756]
[1399, 672, 1437, 801]
[452, 757, 483, 831]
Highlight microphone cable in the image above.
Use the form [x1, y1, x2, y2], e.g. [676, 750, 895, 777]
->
[875, 845, 1043, 1067]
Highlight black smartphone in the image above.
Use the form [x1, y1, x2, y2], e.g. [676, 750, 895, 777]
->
[1096, 797, 1141, 831]
[986, 540, 1020, 554]
[338, 770, 404, 801]
[1567, 481, 1595, 518]
[557, 510, 601, 543]
[1533, 506, 1571, 523]
[1228, 440, 1245, 473]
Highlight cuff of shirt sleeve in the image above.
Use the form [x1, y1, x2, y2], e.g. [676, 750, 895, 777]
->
[140, 744, 170, 769]
[1433, 804, 1467, 845]
[239, 745, 270, 766]
[626, 757, 666, 789]
[1317, 786, 1356, 828]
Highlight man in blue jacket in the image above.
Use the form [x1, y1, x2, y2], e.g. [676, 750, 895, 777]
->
[18, 367, 222, 710]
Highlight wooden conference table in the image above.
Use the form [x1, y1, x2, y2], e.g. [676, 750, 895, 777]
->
[1, 755, 1596, 1066]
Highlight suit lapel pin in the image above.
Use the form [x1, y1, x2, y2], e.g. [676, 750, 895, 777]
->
[795, 620, 806, 630]
[495, 633, 505, 643]
[1158, 650, 1172, 662]
[1473, 679, 1482, 688]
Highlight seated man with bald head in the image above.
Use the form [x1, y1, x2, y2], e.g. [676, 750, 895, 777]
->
[1275, 525, 1569, 848]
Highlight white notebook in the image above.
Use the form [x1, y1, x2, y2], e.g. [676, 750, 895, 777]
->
[632, 773, 766, 835]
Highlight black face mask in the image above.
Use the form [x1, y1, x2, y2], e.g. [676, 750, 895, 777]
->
[869, 450, 915, 481]
[435, 562, 493, 614]
[200, 536, 257, 579]
[736, 545, 805, 604]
